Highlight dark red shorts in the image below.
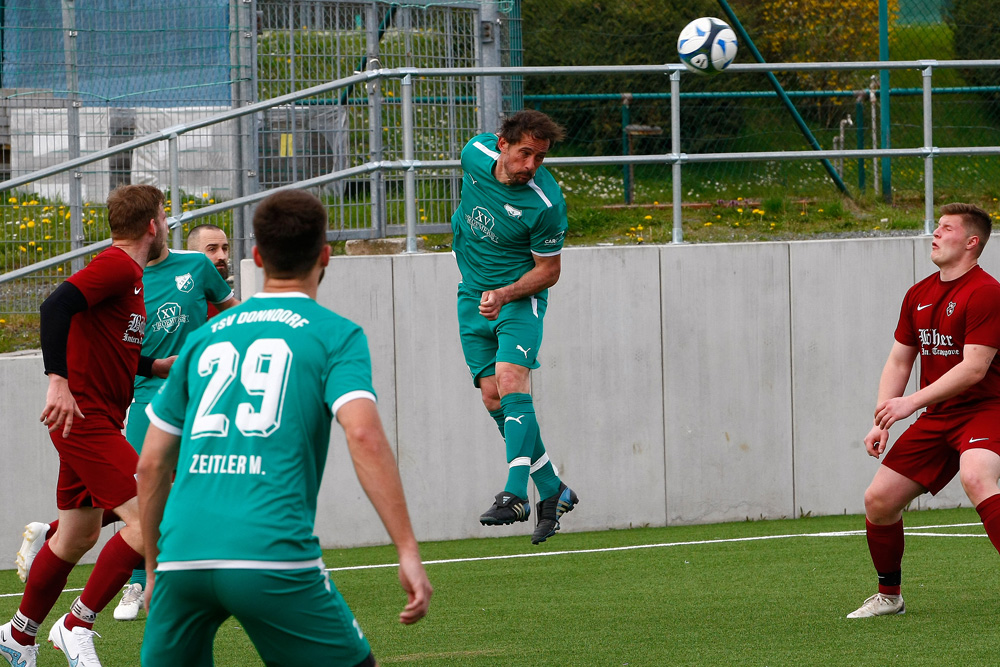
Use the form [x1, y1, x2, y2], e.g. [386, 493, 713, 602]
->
[883, 404, 1000, 495]
[49, 416, 138, 511]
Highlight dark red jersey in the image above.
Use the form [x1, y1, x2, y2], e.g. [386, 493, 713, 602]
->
[895, 264, 1000, 413]
[65, 246, 145, 427]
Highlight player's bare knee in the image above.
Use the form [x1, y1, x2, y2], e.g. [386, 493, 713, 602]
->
[863, 487, 900, 523]
[959, 469, 997, 506]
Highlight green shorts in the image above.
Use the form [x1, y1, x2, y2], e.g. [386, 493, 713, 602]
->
[457, 284, 548, 386]
[141, 567, 373, 667]
[124, 400, 150, 453]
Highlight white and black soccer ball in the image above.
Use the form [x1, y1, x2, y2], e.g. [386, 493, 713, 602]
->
[677, 17, 738, 75]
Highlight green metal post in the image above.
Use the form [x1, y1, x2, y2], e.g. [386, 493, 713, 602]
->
[879, 0, 892, 202]
[716, 0, 848, 195]
[855, 99, 866, 192]
[622, 94, 631, 205]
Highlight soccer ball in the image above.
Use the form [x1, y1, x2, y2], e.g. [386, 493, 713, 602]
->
[677, 17, 738, 75]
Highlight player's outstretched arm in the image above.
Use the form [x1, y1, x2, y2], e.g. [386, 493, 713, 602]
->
[136, 423, 181, 610]
[337, 398, 432, 624]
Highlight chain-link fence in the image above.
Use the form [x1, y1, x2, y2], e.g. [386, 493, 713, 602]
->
[0, 0, 513, 314]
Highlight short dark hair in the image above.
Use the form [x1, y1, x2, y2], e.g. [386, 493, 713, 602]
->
[498, 109, 565, 148]
[186, 223, 226, 248]
[252, 190, 328, 278]
[106, 185, 164, 240]
[941, 202, 991, 256]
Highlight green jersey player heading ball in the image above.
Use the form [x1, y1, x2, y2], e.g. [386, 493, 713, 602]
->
[451, 109, 579, 544]
[138, 189, 432, 667]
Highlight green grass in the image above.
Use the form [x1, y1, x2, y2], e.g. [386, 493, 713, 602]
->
[1, 507, 997, 665]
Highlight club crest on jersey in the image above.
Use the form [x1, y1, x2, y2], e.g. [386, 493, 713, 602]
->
[947, 301, 956, 316]
[175, 273, 194, 293]
[467, 206, 499, 243]
[151, 302, 188, 334]
[503, 203, 522, 218]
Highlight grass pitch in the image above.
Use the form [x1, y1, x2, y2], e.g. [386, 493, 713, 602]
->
[1, 507, 997, 666]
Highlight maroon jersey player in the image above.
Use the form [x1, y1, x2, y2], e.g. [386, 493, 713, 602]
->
[848, 202, 1000, 619]
[0, 185, 171, 667]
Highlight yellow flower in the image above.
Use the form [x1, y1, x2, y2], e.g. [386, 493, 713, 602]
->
[0, 319, 5, 324]
[716, 215, 721, 219]
[208, 199, 215, 204]
[65, 211, 71, 218]
[737, 196, 743, 201]
[737, 208, 743, 214]
[7, 197, 16, 203]
[57, 267, 63, 272]
[800, 211, 806, 216]
[818, 208, 824, 213]
[704, 222, 713, 226]
[637, 224, 644, 230]
[44, 235, 52, 240]
[26, 220, 35, 228]
[28, 241, 35, 246]
[89, 210, 95, 215]
[202, 193, 209, 198]
[19, 246, 26, 252]
[653, 201, 659, 206]
[29, 200, 37, 205]
[643, 215, 651, 220]
[18, 224, 25, 230]
[629, 227, 636, 232]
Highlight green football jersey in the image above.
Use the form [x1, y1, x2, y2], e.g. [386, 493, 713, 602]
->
[134, 249, 233, 403]
[147, 293, 376, 568]
[450, 133, 568, 291]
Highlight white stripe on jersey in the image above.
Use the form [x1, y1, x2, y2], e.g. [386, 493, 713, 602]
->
[146, 404, 183, 436]
[527, 179, 553, 208]
[332, 390, 377, 418]
[473, 140, 500, 160]
[156, 556, 326, 572]
[531, 249, 562, 258]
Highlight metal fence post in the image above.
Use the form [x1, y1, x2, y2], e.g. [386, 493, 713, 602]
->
[402, 74, 418, 253]
[366, 4, 385, 238]
[670, 71, 683, 244]
[62, 0, 84, 273]
[236, 0, 258, 296]
[922, 65, 935, 235]
[621, 93, 631, 205]
[169, 135, 182, 249]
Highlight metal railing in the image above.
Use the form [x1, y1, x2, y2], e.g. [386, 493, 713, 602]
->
[3, 59, 1000, 295]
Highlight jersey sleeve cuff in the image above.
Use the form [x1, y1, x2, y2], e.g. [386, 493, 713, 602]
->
[211, 290, 235, 305]
[331, 390, 377, 417]
[531, 249, 563, 257]
[145, 404, 183, 436]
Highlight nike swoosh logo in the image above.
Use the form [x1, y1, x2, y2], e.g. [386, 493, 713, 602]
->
[970, 437, 990, 443]
[917, 303, 932, 311]
[134, 287, 142, 294]
[57, 626, 80, 666]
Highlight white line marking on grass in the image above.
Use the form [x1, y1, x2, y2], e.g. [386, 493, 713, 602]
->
[0, 586, 83, 599]
[325, 521, 986, 572]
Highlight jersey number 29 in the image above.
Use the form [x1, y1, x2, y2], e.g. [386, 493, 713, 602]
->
[191, 339, 292, 438]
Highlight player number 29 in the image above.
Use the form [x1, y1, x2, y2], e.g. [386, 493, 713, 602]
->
[191, 339, 293, 438]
